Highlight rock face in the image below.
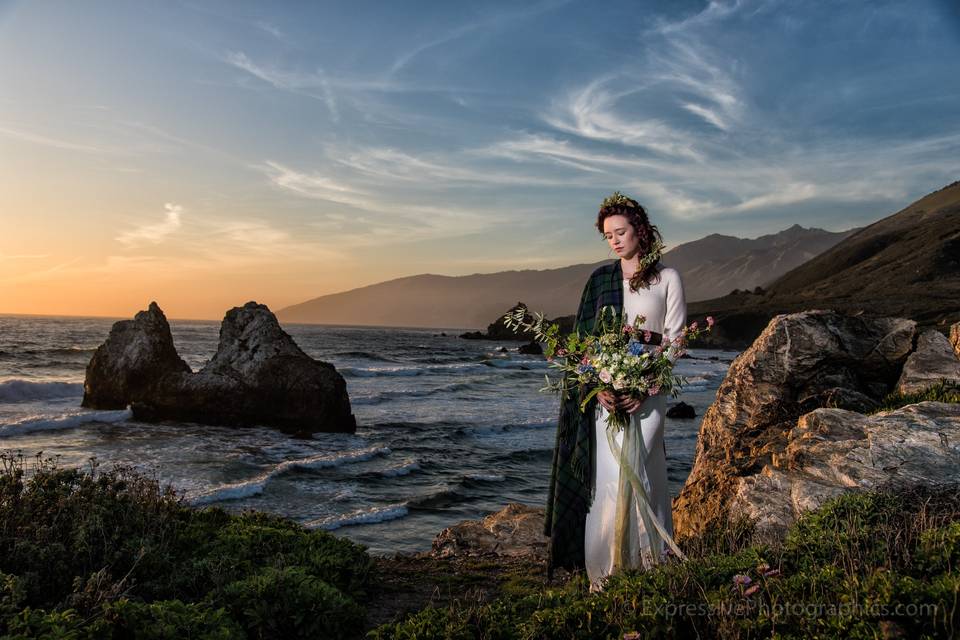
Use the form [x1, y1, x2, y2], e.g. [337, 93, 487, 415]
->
[82, 302, 191, 409]
[83, 301, 356, 434]
[896, 329, 960, 394]
[430, 503, 547, 562]
[673, 310, 916, 539]
[731, 402, 960, 537]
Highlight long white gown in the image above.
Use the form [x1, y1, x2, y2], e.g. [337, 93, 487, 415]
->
[584, 266, 687, 591]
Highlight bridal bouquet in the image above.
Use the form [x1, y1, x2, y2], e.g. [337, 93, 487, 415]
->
[502, 305, 713, 432]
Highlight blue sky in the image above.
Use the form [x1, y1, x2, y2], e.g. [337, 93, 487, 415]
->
[1, 0, 958, 318]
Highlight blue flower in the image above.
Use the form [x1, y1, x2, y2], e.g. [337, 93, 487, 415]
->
[628, 341, 646, 356]
[576, 364, 595, 374]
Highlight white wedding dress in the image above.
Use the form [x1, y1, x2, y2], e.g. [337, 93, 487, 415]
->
[584, 266, 687, 591]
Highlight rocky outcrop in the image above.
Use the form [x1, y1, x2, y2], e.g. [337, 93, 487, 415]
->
[82, 302, 191, 409]
[673, 310, 917, 539]
[83, 301, 356, 434]
[430, 503, 547, 562]
[896, 329, 960, 394]
[730, 402, 960, 537]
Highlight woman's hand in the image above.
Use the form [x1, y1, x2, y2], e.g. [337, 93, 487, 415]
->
[597, 390, 648, 414]
[597, 389, 619, 412]
[621, 392, 648, 414]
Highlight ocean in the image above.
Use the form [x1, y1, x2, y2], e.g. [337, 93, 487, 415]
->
[0, 314, 737, 556]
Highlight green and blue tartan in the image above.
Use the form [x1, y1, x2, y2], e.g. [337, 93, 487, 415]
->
[544, 259, 626, 577]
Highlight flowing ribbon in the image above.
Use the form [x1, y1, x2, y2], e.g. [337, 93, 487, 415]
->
[603, 405, 686, 569]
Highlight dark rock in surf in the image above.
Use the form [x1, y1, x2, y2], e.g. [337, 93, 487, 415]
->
[518, 340, 543, 355]
[83, 301, 356, 434]
[666, 401, 696, 419]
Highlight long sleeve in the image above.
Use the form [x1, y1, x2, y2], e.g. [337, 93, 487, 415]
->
[662, 268, 687, 365]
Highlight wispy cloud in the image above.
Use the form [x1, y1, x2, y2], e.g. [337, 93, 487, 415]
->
[116, 203, 183, 247]
[0, 124, 125, 155]
[389, 0, 572, 73]
[225, 52, 339, 121]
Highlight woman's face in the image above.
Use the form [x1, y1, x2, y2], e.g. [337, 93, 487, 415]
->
[602, 214, 641, 260]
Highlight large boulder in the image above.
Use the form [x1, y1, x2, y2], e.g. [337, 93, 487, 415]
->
[82, 302, 191, 409]
[84, 301, 356, 434]
[730, 402, 960, 537]
[895, 329, 960, 394]
[430, 503, 547, 561]
[673, 310, 916, 539]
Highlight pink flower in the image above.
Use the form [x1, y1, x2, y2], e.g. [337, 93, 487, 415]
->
[556, 348, 567, 356]
[623, 325, 634, 334]
[732, 574, 751, 586]
[690, 321, 698, 330]
[643, 330, 652, 343]
[706, 316, 715, 328]
[743, 584, 760, 597]
[599, 370, 613, 383]
[649, 384, 661, 396]
[581, 356, 590, 365]
[763, 569, 780, 578]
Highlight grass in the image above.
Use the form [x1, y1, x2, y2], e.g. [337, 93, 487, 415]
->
[370, 483, 960, 639]
[872, 379, 960, 414]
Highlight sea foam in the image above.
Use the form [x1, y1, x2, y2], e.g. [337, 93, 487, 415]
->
[0, 408, 131, 437]
[0, 379, 83, 402]
[188, 445, 392, 505]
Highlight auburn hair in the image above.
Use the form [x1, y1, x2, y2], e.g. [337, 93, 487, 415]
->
[595, 196, 662, 292]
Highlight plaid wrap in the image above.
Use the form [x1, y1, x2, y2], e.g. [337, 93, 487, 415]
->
[544, 259, 625, 576]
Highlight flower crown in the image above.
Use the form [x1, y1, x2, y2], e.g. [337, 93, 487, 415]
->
[601, 190, 635, 209]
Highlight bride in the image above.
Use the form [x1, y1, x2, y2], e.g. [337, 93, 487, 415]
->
[543, 192, 687, 591]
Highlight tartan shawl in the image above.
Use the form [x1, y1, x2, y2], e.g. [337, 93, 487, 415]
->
[544, 259, 625, 576]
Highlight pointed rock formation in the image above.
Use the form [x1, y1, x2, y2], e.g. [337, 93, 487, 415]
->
[83, 301, 356, 435]
[82, 302, 191, 409]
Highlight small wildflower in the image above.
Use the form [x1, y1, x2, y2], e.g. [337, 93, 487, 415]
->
[599, 370, 612, 383]
[757, 562, 770, 573]
[623, 325, 634, 334]
[763, 569, 780, 578]
[706, 315, 715, 328]
[556, 348, 567, 356]
[743, 584, 760, 597]
[732, 574, 751, 586]
[623, 633, 642, 640]
[690, 321, 698, 330]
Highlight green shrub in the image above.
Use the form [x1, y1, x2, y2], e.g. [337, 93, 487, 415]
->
[103, 599, 244, 640]
[0, 454, 372, 640]
[221, 566, 365, 639]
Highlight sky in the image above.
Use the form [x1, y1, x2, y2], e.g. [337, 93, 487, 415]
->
[1, 0, 958, 320]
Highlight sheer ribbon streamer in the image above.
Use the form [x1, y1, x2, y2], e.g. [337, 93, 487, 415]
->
[603, 406, 686, 569]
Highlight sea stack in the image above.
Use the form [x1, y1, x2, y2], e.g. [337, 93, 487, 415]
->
[83, 301, 356, 435]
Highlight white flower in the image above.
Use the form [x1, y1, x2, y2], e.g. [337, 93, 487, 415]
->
[599, 369, 612, 383]
[613, 377, 626, 390]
